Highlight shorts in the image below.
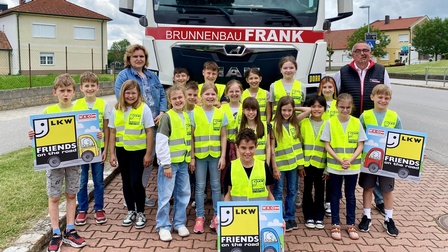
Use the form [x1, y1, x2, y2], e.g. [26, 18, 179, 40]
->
[46, 166, 81, 198]
[358, 173, 394, 193]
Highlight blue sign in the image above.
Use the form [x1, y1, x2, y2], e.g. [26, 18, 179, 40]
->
[366, 40, 375, 49]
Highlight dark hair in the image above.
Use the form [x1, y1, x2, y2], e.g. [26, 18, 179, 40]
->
[278, 55, 297, 70]
[244, 67, 261, 78]
[236, 128, 258, 146]
[186, 80, 198, 91]
[240, 97, 264, 139]
[306, 95, 327, 111]
[173, 67, 189, 76]
[317, 76, 337, 100]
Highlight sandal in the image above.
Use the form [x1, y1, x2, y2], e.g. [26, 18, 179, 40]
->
[331, 225, 342, 241]
[347, 225, 359, 240]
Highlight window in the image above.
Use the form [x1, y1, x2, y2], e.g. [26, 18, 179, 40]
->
[74, 26, 95, 40]
[380, 52, 390, 60]
[32, 23, 56, 38]
[40, 53, 54, 65]
[398, 34, 409, 43]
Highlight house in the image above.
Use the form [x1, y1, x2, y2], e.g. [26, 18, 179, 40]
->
[0, 31, 13, 75]
[324, 29, 355, 68]
[0, 0, 112, 75]
[371, 15, 429, 65]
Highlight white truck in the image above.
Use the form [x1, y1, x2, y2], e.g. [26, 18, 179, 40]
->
[119, 0, 353, 96]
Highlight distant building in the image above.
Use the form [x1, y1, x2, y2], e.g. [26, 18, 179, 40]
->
[0, 0, 112, 75]
[324, 29, 356, 68]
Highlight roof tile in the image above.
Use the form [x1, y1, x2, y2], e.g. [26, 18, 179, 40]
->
[324, 29, 356, 50]
[371, 16, 427, 31]
[0, 31, 12, 50]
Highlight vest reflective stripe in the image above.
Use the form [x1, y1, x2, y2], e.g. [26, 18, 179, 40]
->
[363, 109, 398, 128]
[273, 79, 302, 114]
[198, 83, 226, 100]
[45, 104, 63, 113]
[193, 107, 224, 159]
[230, 159, 268, 201]
[114, 104, 147, 151]
[273, 123, 304, 171]
[322, 100, 339, 120]
[167, 110, 192, 163]
[239, 122, 268, 161]
[327, 116, 361, 171]
[74, 98, 107, 148]
[241, 89, 267, 121]
[220, 103, 239, 141]
[300, 118, 326, 168]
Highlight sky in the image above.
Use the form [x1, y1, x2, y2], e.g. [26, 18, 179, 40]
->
[2, 0, 448, 48]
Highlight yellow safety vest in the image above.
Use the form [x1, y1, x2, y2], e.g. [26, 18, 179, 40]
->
[327, 116, 362, 171]
[74, 98, 106, 148]
[300, 118, 326, 168]
[322, 100, 339, 120]
[273, 79, 302, 114]
[166, 110, 192, 163]
[198, 83, 226, 100]
[230, 159, 268, 201]
[241, 89, 267, 121]
[219, 103, 239, 142]
[114, 104, 147, 151]
[273, 122, 304, 171]
[193, 106, 224, 159]
[238, 122, 268, 161]
[363, 109, 398, 128]
[45, 104, 74, 113]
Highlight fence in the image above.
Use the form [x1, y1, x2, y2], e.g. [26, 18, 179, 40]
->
[425, 67, 447, 87]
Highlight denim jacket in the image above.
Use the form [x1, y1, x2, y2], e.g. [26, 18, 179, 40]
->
[115, 67, 167, 117]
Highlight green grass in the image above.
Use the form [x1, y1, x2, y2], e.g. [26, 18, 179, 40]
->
[386, 60, 448, 74]
[0, 74, 115, 90]
[0, 147, 48, 249]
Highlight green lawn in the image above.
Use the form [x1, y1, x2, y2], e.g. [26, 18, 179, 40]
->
[0, 148, 49, 249]
[0, 74, 115, 90]
[386, 60, 448, 74]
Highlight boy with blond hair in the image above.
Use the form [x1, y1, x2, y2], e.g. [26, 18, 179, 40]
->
[198, 61, 227, 106]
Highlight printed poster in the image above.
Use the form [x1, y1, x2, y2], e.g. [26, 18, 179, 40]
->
[217, 201, 284, 252]
[30, 110, 102, 171]
[362, 125, 427, 182]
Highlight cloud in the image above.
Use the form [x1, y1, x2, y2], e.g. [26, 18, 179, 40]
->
[259, 214, 267, 221]
[76, 122, 84, 129]
[379, 137, 386, 143]
[84, 126, 99, 133]
[364, 139, 378, 147]
[267, 219, 283, 227]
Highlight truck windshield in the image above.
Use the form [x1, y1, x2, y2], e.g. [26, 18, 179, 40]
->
[154, 0, 318, 27]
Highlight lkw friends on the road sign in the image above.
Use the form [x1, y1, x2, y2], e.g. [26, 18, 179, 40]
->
[30, 110, 101, 171]
[362, 125, 427, 182]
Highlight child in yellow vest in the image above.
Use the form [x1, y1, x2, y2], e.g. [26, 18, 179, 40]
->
[173, 67, 190, 86]
[109, 80, 155, 229]
[189, 83, 228, 234]
[358, 84, 402, 237]
[271, 96, 310, 232]
[155, 85, 192, 241]
[74, 71, 110, 226]
[320, 93, 367, 241]
[243, 67, 271, 122]
[197, 61, 227, 107]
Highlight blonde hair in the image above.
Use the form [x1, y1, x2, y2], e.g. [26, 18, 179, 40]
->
[200, 83, 218, 97]
[166, 85, 187, 110]
[124, 44, 149, 68]
[115, 80, 143, 111]
[79, 71, 98, 85]
[224, 79, 243, 95]
[203, 61, 219, 72]
[336, 93, 354, 114]
[53, 73, 76, 91]
[371, 84, 392, 97]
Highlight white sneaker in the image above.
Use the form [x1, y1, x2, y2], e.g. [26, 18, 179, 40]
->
[324, 202, 331, 217]
[295, 193, 302, 207]
[191, 201, 196, 208]
[176, 226, 190, 237]
[159, 229, 172, 241]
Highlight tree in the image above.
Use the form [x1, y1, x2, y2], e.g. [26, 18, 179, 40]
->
[412, 17, 448, 61]
[327, 43, 334, 70]
[108, 39, 131, 66]
[346, 26, 390, 58]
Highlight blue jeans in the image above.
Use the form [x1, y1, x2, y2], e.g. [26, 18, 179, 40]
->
[330, 173, 358, 225]
[373, 179, 384, 205]
[273, 169, 298, 221]
[156, 162, 191, 231]
[77, 161, 104, 211]
[195, 156, 221, 218]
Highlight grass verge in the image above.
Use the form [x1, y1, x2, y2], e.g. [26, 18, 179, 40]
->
[386, 60, 448, 74]
[0, 147, 49, 249]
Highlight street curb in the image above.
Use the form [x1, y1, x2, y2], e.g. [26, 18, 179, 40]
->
[3, 165, 120, 252]
[391, 82, 448, 90]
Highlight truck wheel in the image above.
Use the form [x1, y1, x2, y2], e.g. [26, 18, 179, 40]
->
[398, 168, 409, 178]
[81, 151, 94, 162]
[368, 163, 379, 173]
[48, 156, 61, 167]
[264, 246, 277, 252]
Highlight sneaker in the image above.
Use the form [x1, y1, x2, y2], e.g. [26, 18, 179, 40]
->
[159, 228, 173, 241]
[135, 212, 146, 229]
[315, 220, 325, 229]
[305, 219, 316, 229]
[330, 225, 342, 241]
[210, 215, 218, 230]
[94, 210, 107, 224]
[375, 203, 386, 216]
[122, 210, 136, 227]
[384, 218, 399, 236]
[290, 219, 298, 230]
[347, 225, 359, 240]
[285, 220, 293, 232]
[191, 201, 196, 208]
[324, 202, 331, 217]
[194, 217, 205, 234]
[358, 215, 372, 232]
[145, 197, 156, 207]
[47, 234, 62, 252]
[295, 194, 302, 207]
[62, 229, 86, 248]
[176, 225, 190, 237]
[74, 211, 87, 226]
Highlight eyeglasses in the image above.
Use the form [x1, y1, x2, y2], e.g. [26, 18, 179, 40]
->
[337, 106, 351, 111]
[353, 49, 371, 54]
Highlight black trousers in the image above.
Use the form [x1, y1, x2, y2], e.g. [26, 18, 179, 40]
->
[302, 165, 325, 221]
